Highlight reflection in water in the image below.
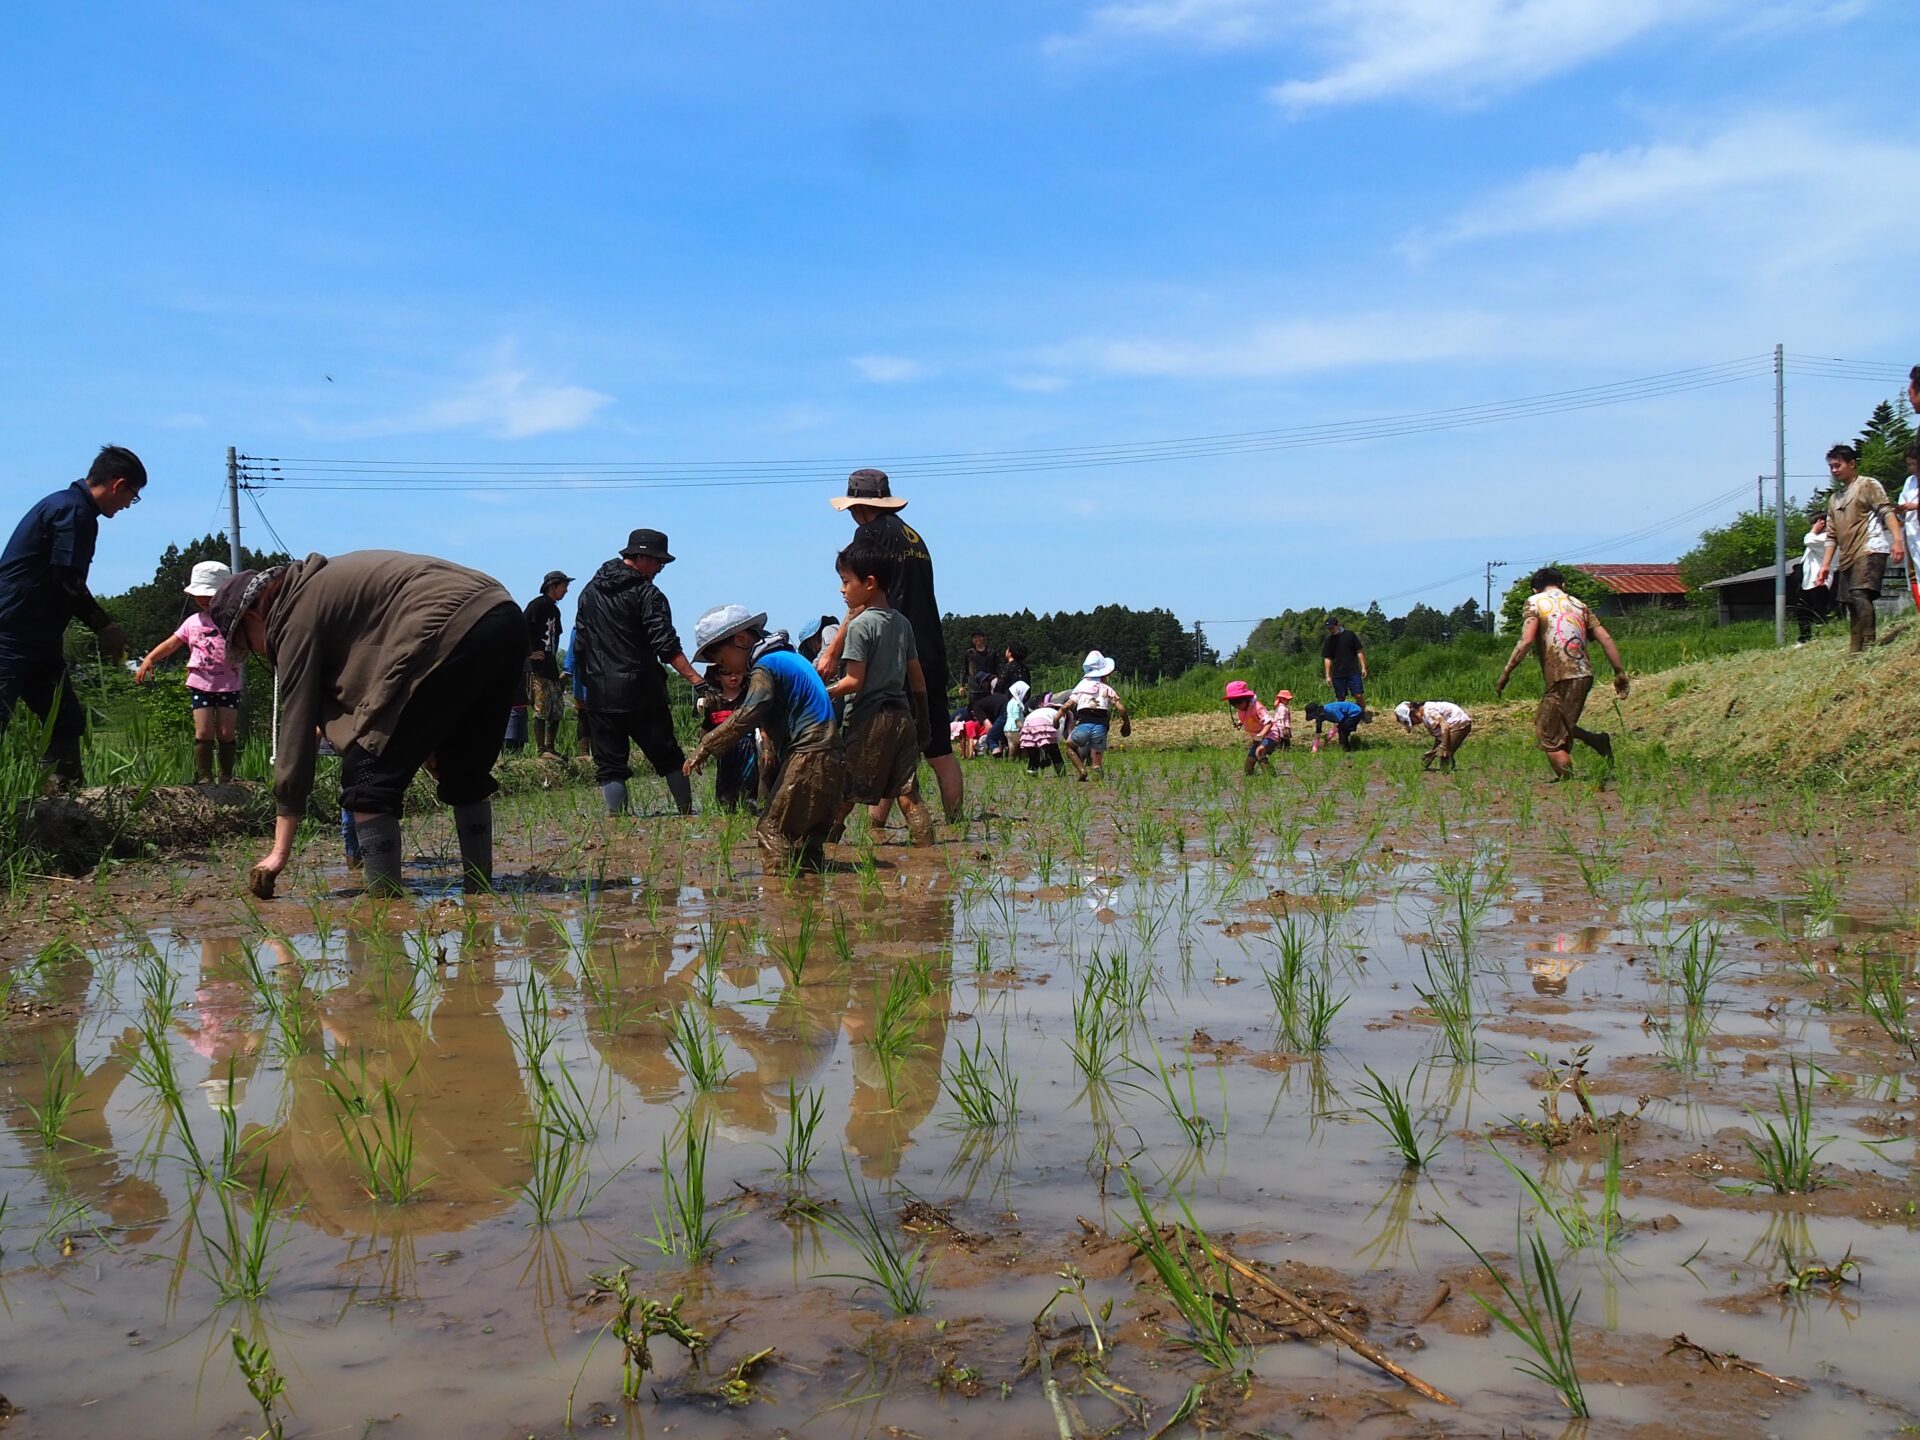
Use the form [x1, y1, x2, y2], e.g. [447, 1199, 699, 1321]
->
[1526, 927, 1606, 995]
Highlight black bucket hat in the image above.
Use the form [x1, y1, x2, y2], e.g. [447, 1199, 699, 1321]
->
[829, 467, 907, 512]
[620, 529, 675, 563]
[541, 569, 574, 588]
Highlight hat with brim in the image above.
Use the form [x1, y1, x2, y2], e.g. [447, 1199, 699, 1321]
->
[620, 528, 675, 563]
[1224, 680, 1255, 701]
[1394, 701, 1413, 729]
[184, 559, 231, 598]
[1081, 650, 1116, 678]
[1275, 689, 1293, 702]
[829, 467, 907, 512]
[209, 566, 284, 639]
[692, 604, 768, 663]
[541, 569, 574, 588]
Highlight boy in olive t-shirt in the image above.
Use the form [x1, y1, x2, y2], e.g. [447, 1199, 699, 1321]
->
[825, 539, 934, 846]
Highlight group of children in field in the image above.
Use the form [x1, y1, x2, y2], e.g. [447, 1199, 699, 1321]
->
[1223, 679, 1474, 774]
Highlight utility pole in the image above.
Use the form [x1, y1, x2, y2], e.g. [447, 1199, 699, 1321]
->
[1484, 560, 1506, 631]
[1773, 344, 1787, 646]
[1757, 474, 1764, 514]
[226, 446, 243, 574]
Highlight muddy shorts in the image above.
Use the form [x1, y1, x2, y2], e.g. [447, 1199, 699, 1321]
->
[528, 672, 565, 725]
[1845, 553, 1887, 601]
[758, 746, 846, 867]
[1535, 676, 1593, 752]
[1436, 718, 1472, 756]
[842, 703, 921, 804]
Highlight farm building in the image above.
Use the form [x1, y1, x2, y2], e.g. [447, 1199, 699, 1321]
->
[1573, 563, 1689, 616]
[1702, 559, 1912, 625]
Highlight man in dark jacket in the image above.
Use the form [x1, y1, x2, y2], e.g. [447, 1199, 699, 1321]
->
[523, 569, 571, 756]
[573, 528, 705, 816]
[0, 445, 145, 786]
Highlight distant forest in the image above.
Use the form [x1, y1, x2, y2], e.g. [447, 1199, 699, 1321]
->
[939, 605, 1212, 682]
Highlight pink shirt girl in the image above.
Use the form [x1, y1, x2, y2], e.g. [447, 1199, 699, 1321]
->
[173, 610, 243, 693]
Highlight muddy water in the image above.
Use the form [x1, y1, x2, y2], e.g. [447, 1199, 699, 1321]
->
[1, 746, 1917, 1439]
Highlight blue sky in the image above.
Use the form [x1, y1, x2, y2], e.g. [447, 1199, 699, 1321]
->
[4, 1, 1916, 656]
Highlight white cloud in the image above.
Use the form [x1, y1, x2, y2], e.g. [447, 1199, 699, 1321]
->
[850, 353, 929, 383]
[1056, 0, 1847, 110]
[161, 411, 208, 429]
[411, 360, 611, 438]
[1038, 308, 1503, 379]
[1424, 114, 1920, 253]
[1005, 372, 1071, 393]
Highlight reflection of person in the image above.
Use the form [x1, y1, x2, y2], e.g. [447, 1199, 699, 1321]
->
[0, 445, 146, 788]
[842, 908, 956, 1178]
[685, 609, 845, 871]
[212, 551, 523, 895]
[1495, 567, 1628, 781]
[1821, 443, 1905, 652]
[572, 528, 704, 817]
[819, 468, 962, 823]
[1320, 616, 1367, 702]
[135, 559, 239, 783]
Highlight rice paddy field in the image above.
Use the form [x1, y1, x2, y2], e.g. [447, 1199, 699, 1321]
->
[3, 732, 1918, 1439]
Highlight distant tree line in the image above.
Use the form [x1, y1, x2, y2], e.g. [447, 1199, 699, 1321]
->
[1233, 597, 1488, 664]
[941, 605, 1211, 684]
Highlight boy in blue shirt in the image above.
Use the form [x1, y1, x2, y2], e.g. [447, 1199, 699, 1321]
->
[1305, 700, 1370, 752]
[683, 607, 845, 871]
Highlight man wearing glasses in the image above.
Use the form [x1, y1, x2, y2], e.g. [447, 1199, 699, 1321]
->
[0, 445, 146, 786]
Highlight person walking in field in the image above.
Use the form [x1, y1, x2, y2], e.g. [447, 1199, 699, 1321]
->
[0, 445, 145, 788]
[818, 468, 962, 824]
[1818, 443, 1905, 652]
[1321, 616, 1367, 704]
[573, 528, 706, 817]
[1395, 699, 1473, 771]
[134, 559, 240, 783]
[683, 608, 845, 871]
[1495, 566, 1628, 781]
[826, 539, 936, 847]
[1795, 514, 1837, 645]
[209, 550, 524, 897]
[523, 569, 572, 756]
[1063, 650, 1129, 780]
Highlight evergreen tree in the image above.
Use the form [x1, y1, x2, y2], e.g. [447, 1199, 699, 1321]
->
[1857, 397, 1915, 485]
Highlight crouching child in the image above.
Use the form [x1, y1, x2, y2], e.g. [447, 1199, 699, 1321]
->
[1305, 699, 1370, 752]
[1395, 699, 1472, 772]
[827, 539, 936, 846]
[683, 609, 844, 871]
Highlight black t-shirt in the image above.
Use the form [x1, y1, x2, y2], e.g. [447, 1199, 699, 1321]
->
[1321, 629, 1363, 672]
[854, 512, 947, 688]
[524, 594, 563, 680]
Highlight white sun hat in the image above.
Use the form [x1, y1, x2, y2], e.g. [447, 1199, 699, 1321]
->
[1081, 650, 1116, 678]
[1394, 701, 1414, 729]
[692, 604, 768, 663]
[184, 560, 232, 598]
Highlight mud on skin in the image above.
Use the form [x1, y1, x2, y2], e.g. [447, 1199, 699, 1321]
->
[1, 734, 1917, 1438]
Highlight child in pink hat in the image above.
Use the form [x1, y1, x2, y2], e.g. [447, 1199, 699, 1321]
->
[1224, 680, 1281, 776]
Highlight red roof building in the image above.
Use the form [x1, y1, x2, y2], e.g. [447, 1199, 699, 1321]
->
[1573, 563, 1689, 613]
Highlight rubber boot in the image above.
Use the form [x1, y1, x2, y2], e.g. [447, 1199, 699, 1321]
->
[452, 800, 493, 891]
[354, 813, 405, 896]
[600, 780, 628, 816]
[664, 771, 694, 816]
[217, 739, 236, 781]
[193, 740, 214, 784]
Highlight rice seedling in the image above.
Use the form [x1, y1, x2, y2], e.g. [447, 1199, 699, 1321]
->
[647, 1112, 728, 1261]
[771, 1078, 825, 1184]
[1416, 943, 1477, 1065]
[1445, 1219, 1587, 1416]
[1353, 1066, 1441, 1168]
[318, 1058, 434, 1204]
[767, 905, 818, 986]
[811, 1155, 930, 1314]
[1069, 974, 1130, 1087]
[1129, 1038, 1219, 1147]
[665, 1002, 732, 1093]
[198, 1162, 291, 1301]
[1662, 921, 1733, 1010]
[517, 1122, 591, 1225]
[1854, 956, 1918, 1057]
[942, 1024, 1020, 1129]
[26, 1040, 86, 1148]
[1493, 1140, 1624, 1253]
[1284, 970, 1347, 1053]
[1742, 1057, 1834, 1194]
[1120, 1170, 1248, 1378]
[827, 909, 857, 969]
[869, 967, 933, 1102]
[231, 1328, 289, 1440]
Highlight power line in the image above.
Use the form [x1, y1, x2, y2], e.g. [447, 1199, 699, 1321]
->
[243, 487, 294, 559]
[240, 354, 1781, 492]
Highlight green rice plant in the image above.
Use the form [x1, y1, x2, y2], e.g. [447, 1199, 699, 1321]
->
[869, 967, 932, 1103]
[1443, 1220, 1587, 1416]
[942, 1024, 1020, 1129]
[198, 1163, 291, 1301]
[771, 1078, 825, 1184]
[237, 942, 314, 1058]
[1854, 956, 1919, 1057]
[26, 1040, 86, 1148]
[811, 1155, 930, 1314]
[230, 1328, 289, 1440]
[1120, 1170, 1248, 1378]
[1088, 943, 1151, 1013]
[665, 1002, 732, 1093]
[1742, 1057, 1834, 1194]
[827, 909, 857, 969]
[1284, 970, 1346, 1053]
[1663, 921, 1733, 1010]
[1353, 1066, 1441, 1169]
[1416, 943, 1477, 1065]
[768, 905, 818, 986]
[517, 1122, 589, 1225]
[1491, 1142, 1625, 1253]
[318, 1058, 434, 1204]
[1129, 1038, 1218, 1147]
[647, 1112, 728, 1261]
[1069, 973, 1130, 1086]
